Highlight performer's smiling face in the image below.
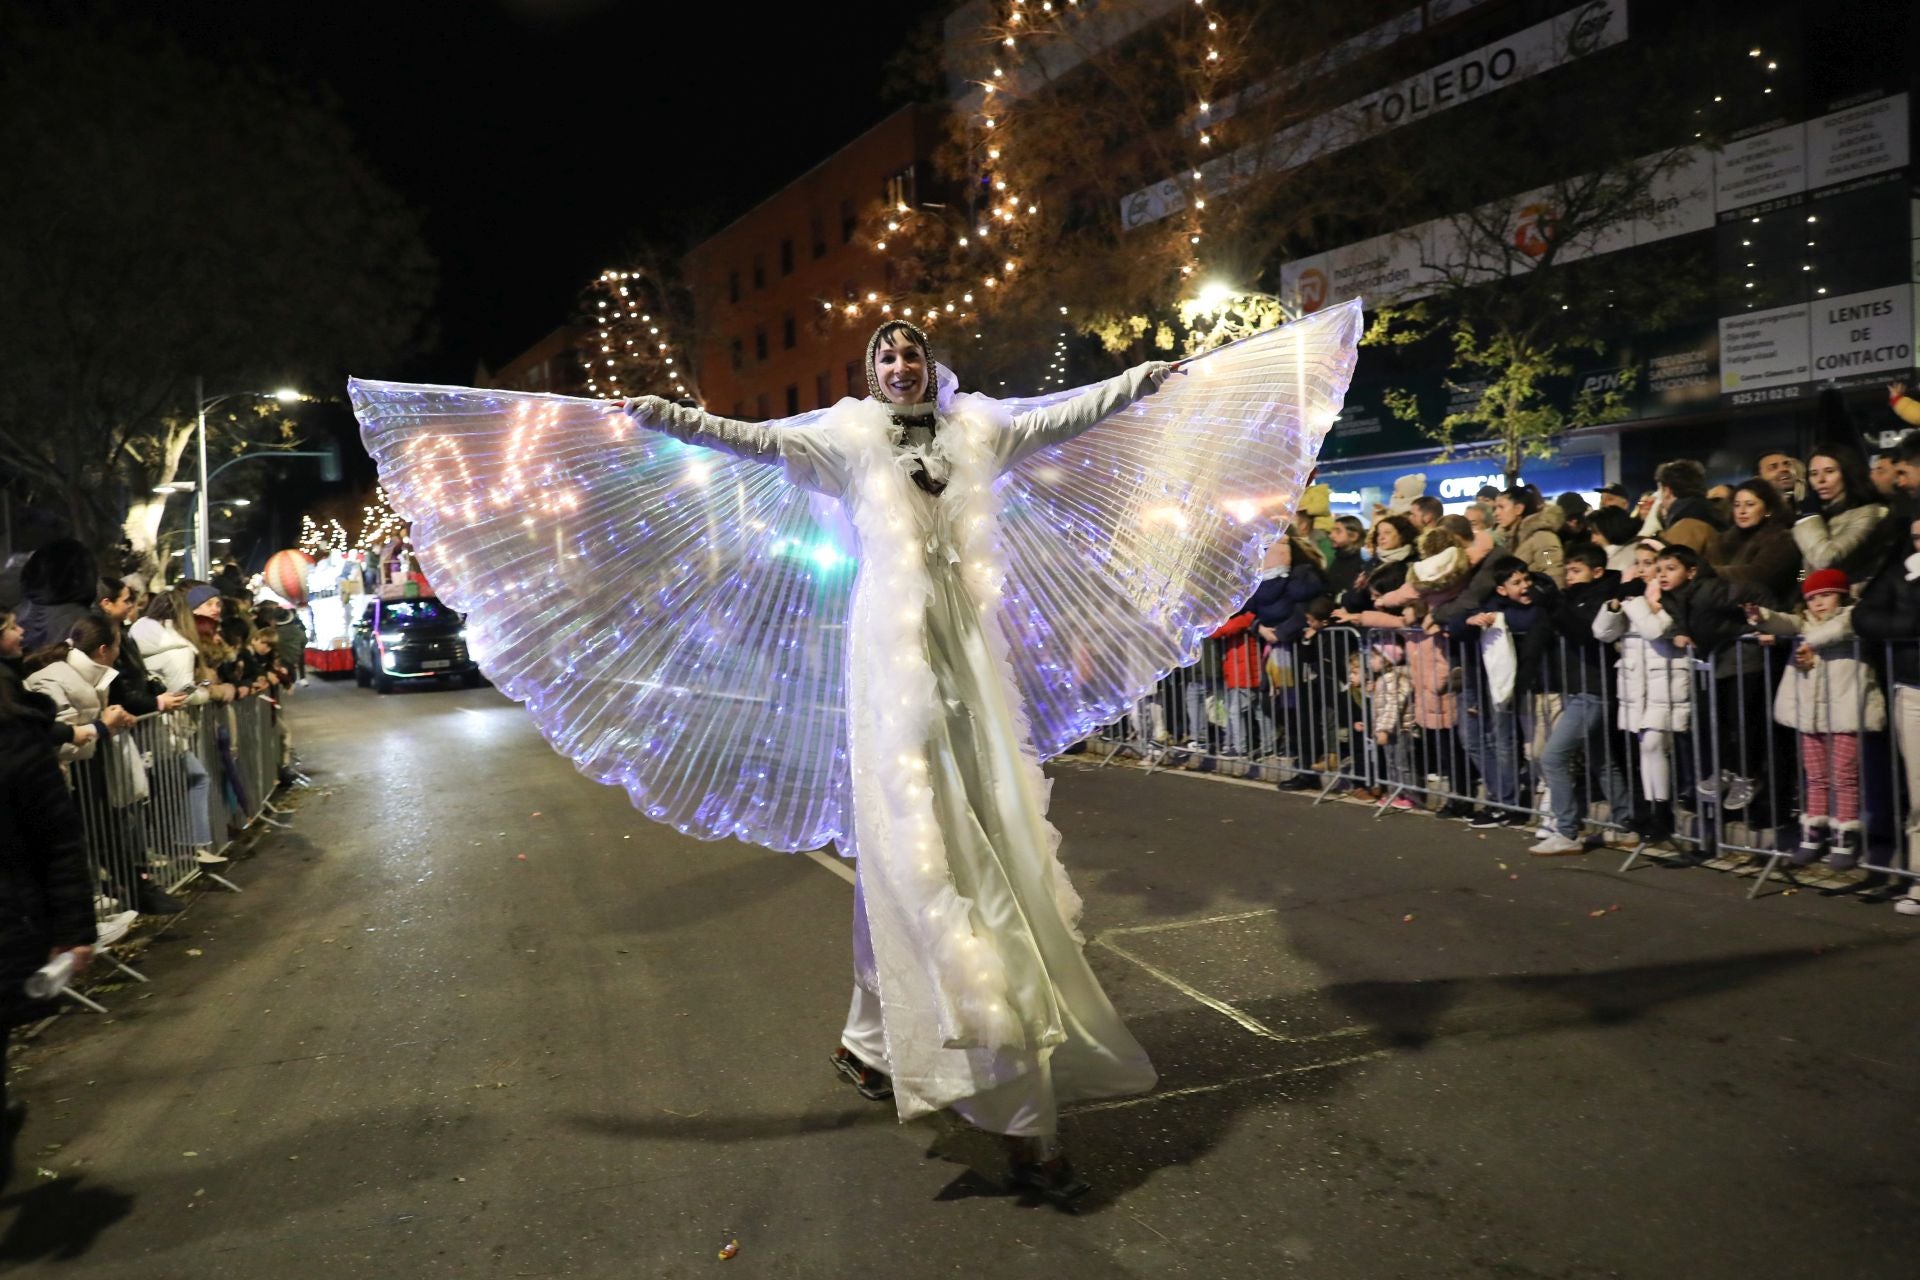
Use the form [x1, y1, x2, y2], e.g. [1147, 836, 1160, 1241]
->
[872, 333, 928, 405]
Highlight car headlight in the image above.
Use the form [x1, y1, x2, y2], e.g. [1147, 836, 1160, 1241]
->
[378, 631, 404, 646]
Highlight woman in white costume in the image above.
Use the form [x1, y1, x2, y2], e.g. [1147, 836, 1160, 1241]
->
[349, 301, 1362, 1203]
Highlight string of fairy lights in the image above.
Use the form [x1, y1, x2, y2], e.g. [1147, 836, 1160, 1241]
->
[571, 3, 1244, 400]
[579, 269, 694, 402]
[844, 0, 1235, 336]
[298, 487, 407, 559]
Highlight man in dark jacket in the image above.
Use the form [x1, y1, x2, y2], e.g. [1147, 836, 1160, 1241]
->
[1323, 516, 1368, 599]
[0, 693, 97, 1188]
[96, 576, 171, 717]
[1530, 545, 1631, 854]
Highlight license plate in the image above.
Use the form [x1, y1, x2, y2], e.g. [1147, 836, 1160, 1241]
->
[421, 659, 451, 670]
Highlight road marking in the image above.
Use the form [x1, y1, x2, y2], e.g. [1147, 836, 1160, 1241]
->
[1095, 925, 1369, 1048]
[1101, 908, 1279, 937]
[1064, 1048, 1394, 1115]
[804, 848, 855, 885]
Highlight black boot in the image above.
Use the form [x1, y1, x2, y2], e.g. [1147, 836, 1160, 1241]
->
[1007, 1136, 1091, 1208]
[137, 881, 186, 915]
[829, 1047, 892, 1102]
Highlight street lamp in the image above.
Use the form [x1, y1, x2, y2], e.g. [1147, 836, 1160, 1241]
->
[192, 378, 303, 579]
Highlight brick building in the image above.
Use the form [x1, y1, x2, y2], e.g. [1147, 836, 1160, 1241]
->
[683, 105, 947, 421]
[476, 324, 589, 397]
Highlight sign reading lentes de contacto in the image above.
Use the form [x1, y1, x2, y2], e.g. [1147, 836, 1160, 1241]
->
[1809, 286, 1914, 381]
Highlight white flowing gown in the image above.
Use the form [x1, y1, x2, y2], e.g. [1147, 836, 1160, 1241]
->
[348, 300, 1362, 1124]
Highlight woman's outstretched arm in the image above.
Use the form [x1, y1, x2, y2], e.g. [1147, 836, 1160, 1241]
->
[622, 396, 782, 464]
[997, 362, 1179, 467]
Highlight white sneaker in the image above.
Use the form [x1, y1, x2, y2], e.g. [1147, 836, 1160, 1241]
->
[96, 910, 140, 946]
[94, 893, 122, 915]
[1528, 833, 1586, 856]
[194, 848, 230, 865]
[1895, 897, 1920, 916]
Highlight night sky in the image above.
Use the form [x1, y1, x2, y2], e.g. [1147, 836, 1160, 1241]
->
[149, 0, 909, 381]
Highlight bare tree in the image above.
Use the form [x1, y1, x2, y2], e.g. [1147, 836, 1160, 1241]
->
[0, 10, 434, 559]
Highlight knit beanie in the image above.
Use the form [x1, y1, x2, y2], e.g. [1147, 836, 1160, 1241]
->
[1800, 568, 1848, 600]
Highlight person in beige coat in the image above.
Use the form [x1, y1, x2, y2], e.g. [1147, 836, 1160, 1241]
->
[1492, 487, 1566, 585]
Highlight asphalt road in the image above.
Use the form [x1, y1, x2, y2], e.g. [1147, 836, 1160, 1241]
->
[3, 677, 1916, 1279]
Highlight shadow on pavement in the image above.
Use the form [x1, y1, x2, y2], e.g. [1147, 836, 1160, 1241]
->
[564, 940, 1893, 1216]
[0, 1177, 135, 1264]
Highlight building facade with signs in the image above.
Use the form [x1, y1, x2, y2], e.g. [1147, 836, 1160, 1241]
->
[682, 105, 947, 421]
[1260, 0, 1916, 513]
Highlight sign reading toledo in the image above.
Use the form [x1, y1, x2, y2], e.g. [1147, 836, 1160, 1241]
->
[1119, 1, 1628, 231]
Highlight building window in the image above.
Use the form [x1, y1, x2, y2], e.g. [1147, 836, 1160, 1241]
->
[752, 254, 766, 290]
[780, 238, 794, 276]
[785, 385, 799, 415]
[884, 164, 916, 211]
[728, 271, 740, 304]
[841, 198, 856, 243]
[846, 360, 861, 397]
[754, 327, 767, 361]
[811, 213, 827, 259]
[755, 392, 770, 419]
[730, 338, 743, 372]
[815, 371, 831, 408]
[782, 313, 796, 350]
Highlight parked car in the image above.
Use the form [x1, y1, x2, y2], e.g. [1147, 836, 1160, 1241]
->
[350, 595, 483, 694]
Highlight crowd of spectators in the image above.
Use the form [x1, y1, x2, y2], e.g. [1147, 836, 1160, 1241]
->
[1, 539, 309, 1160]
[1154, 389, 1920, 918]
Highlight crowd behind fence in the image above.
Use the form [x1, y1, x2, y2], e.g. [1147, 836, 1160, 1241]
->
[1097, 628, 1919, 905]
[68, 696, 289, 930]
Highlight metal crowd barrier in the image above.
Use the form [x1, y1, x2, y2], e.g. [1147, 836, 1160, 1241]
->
[64, 696, 289, 922]
[1094, 626, 1918, 903]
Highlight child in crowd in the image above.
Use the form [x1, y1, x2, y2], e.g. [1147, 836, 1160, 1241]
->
[1353, 644, 1418, 809]
[1593, 542, 1692, 846]
[1748, 569, 1886, 868]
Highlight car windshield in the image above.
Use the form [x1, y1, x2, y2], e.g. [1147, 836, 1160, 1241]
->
[384, 599, 454, 627]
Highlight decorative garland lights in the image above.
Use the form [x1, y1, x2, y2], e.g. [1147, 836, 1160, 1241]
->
[845, 0, 1239, 343]
[298, 513, 350, 559]
[578, 269, 699, 405]
[353, 486, 406, 555]
[297, 485, 408, 560]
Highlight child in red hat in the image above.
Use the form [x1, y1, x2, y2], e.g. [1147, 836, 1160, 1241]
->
[1748, 568, 1887, 868]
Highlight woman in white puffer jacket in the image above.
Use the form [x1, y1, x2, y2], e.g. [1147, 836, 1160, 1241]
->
[21, 615, 125, 764]
[1594, 576, 1694, 842]
[129, 585, 218, 704]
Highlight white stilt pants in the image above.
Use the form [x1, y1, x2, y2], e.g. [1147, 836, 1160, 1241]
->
[843, 871, 1058, 1137]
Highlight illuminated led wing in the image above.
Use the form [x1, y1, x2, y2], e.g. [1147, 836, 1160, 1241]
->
[991, 299, 1363, 756]
[348, 380, 855, 850]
